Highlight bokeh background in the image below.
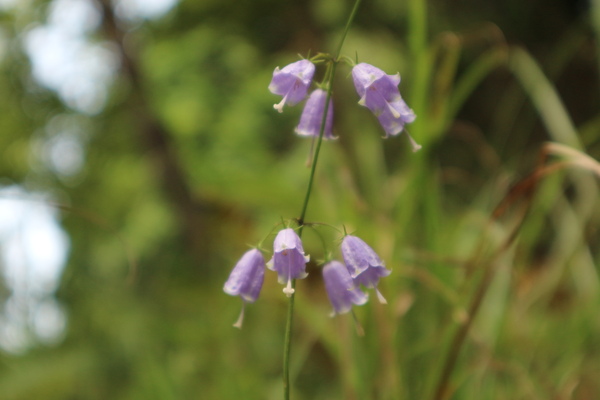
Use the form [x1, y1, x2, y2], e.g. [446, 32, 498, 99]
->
[0, 0, 599, 399]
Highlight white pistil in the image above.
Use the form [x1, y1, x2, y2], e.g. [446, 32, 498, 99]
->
[283, 279, 295, 297]
[273, 95, 288, 113]
[232, 302, 246, 329]
[386, 101, 401, 119]
[406, 131, 422, 153]
[375, 288, 388, 304]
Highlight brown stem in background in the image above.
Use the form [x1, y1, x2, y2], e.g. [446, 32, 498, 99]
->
[431, 144, 564, 400]
[97, 0, 209, 261]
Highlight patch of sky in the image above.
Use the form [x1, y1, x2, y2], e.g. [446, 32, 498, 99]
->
[0, 186, 69, 353]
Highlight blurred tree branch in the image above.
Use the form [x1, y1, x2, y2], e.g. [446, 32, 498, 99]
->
[96, 0, 214, 263]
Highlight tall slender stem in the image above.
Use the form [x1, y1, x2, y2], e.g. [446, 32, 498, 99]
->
[297, 66, 336, 231]
[335, 0, 363, 59]
[282, 1, 362, 399]
[298, 0, 362, 229]
[282, 278, 295, 400]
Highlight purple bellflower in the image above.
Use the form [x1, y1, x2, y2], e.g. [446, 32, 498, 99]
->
[267, 228, 310, 297]
[223, 248, 266, 328]
[295, 89, 335, 140]
[269, 60, 315, 113]
[341, 235, 391, 304]
[352, 63, 421, 151]
[323, 260, 368, 316]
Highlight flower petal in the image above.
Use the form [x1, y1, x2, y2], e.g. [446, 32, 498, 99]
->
[269, 60, 315, 111]
[323, 260, 368, 315]
[295, 89, 335, 140]
[223, 249, 265, 303]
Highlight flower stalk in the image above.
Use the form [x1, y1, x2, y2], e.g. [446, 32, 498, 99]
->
[283, 2, 363, 399]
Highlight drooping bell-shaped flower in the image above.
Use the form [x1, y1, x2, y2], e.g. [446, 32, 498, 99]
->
[352, 63, 420, 150]
[341, 235, 391, 304]
[376, 99, 420, 151]
[295, 89, 335, 140]
[223, 249, 266, 328]
[352, 62, 401, 111]
[323, 260, 368, 316]
[267, 228, 310, 297]
[269, 60, 315, 113]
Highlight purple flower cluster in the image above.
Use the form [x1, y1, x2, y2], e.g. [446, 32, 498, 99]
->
[224, 228, 391, 326]
[223, 228, 309, 328]
[223, 56, 412, 329]
[322, 235, 391, 316]
[268, 59, 418, 146]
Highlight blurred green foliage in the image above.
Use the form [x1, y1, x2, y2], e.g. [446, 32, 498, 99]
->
[0, 0, 599, 399]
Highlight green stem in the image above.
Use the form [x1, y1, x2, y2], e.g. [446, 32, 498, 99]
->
[282, 279, 296, 400]
[335, 0, 363, 62]
[298, 0, 362, 229]
[297, 66, 336, 231]
[282, 2, 362, 399]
